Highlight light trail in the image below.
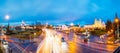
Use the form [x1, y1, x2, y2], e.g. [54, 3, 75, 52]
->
[36, 29, 68, 53]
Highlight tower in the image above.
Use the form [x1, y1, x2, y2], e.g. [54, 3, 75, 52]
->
[21, 20, 26, 27]
[21, 20, 26, 30]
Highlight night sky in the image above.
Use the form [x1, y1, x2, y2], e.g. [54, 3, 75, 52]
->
[0, 0, 120, 25]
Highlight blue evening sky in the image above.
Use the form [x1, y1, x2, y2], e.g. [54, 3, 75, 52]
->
[0, 0, 120, 25]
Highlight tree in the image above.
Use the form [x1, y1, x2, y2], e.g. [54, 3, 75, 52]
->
[6, 23, 11, 35]
[0, 47, 3, 53]
[90, 29, 106, 36]
[106, 20, 113, 31]
[46, 25, 53, 29]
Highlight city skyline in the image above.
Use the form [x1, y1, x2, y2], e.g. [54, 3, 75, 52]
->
[0, 14, 119, 26]
[0, 0, 120, 53]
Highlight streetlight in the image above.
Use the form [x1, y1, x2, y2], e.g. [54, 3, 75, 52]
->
[115, 18, 119, 39]
[115, 18, 119, 23]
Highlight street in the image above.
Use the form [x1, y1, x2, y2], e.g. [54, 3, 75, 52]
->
[0, 29, 119, 53]
[36, 29, 119, 53]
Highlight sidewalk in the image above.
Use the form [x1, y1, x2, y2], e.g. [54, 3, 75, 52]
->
[77, 36, 118, 52]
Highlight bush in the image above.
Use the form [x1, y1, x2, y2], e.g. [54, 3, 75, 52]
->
[13, 29, 43, 40]
[0, 47, 3, 53]
[90, 29, 107, 36]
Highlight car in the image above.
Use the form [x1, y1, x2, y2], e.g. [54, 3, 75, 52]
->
[61, 37, 65, 42]
[2, 40, 8, 45]
[84, 38, 88, 43]
[61, 37, 68, 52]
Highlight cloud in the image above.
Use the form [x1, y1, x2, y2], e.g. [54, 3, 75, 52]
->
[91, 3, 100, 12]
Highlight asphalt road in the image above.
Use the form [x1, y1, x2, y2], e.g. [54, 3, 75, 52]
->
[36, 29, 119, 53]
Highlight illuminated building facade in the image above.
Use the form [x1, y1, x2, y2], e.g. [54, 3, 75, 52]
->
[84, 18, 106, 29]
[21, 20, 34, 30]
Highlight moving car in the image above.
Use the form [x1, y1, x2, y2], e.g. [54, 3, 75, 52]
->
[61, 37, 65, 42]
[2, 39, 8, 45]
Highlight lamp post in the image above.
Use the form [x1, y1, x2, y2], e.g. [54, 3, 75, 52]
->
[115, 18, 119, 39]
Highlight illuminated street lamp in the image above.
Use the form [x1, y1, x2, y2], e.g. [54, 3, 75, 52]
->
[115, 18, 119, 23]
[115, 18, 119, 39]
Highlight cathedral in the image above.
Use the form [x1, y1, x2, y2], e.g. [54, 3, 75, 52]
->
[84, 18, 106, 29]
[93, 18, 106, 29]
